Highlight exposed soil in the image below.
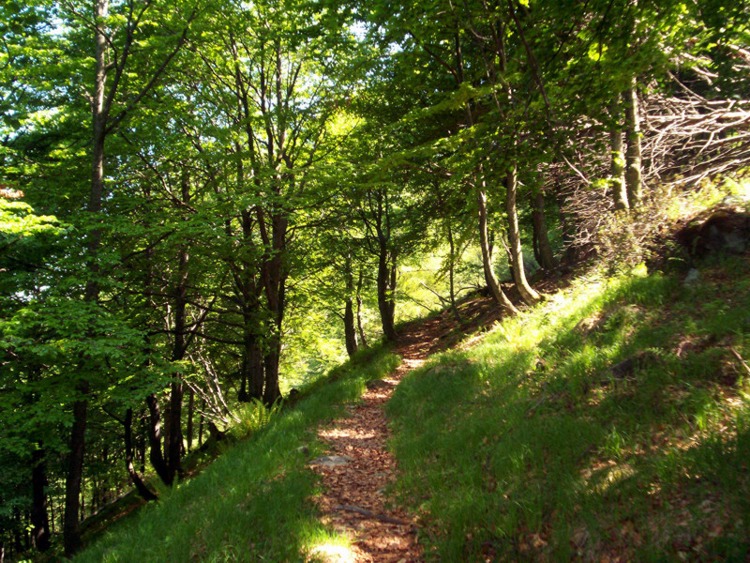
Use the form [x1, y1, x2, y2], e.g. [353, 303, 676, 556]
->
[309, 290, 510, 562]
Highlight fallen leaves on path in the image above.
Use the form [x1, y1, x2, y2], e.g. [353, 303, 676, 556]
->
[310, 361, 422, 562]
[309, 296, 506, 562]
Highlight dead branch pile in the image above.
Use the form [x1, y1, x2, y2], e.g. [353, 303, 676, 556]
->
[643, 83, 750, 186]
[554, 74, 750, 263]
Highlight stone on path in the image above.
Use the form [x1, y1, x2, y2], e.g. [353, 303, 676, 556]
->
[309, 455, 352, 467]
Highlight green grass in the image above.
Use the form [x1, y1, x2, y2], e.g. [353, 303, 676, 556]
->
[388, 257, 750, 561]
[75, 345, 400, 563]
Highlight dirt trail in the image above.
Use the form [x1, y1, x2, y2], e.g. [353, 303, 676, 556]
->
[309, 296, 501, 562]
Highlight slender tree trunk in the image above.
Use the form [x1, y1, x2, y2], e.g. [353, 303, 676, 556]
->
[138, 414, 147, 474]
[376, 241, 398, 342]
[505, 166, 540, 305]
[531, 190, 556, 271]
[64, 1, 109, 555]
[63, 386, 88, 556]
[30, 448, 50, 552]
[260, 214, 286, 406]
[239, 294, 264, 401]
[186, 389, 194, 452]
[263, 342, 281, 405]
[356, 270, 368, 348]
[145, 394, 171, 485]
[343, 254, 358, 357]
[610, 101, 629, 211]
[198, 403, 205, 448]
[238, 298, 265, 401]
[477, 185, 518, 314]
[262, 297, 283, 405]
[344, 298, 358, 357]
[124, 409, 158, 502]
[624, 77, 642, 208]
[166, 376, 184, 482]
[167, 298, 186, 482]
[164, 172, 192, 484]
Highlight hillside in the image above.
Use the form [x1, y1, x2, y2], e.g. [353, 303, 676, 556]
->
[65, 182, 750, 561]
[387, 205, 750, 559]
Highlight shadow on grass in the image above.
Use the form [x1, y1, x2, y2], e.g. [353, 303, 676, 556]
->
[387, 258, 750, 561]
[75, 346, 400, 563]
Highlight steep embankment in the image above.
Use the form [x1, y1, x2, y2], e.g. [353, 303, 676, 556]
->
[388, 216, 750, 560]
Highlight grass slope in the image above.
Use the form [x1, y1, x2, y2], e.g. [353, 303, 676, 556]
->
[388, 255, 750, 560]
[75, 346, 399, 562]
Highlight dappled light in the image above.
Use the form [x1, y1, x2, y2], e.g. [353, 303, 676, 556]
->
[2, 0, 749, 559]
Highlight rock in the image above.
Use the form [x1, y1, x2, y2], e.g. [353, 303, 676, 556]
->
[286, 388, 301, 404]
[297, 445, 310, 456]
[309, 455, 352, 467]
[676, 207, 750, 257]
[365, 379, 390, 390]
[605, 350, 659, 382]
[684, 268, 701, 286]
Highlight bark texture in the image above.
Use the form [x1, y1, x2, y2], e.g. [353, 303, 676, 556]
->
[610, 102, 629, 211]
[505, 166, 540, 305]
[625, 78, 643, 207]
[31, 448, 50, 552]
[477, 186, 518, 314]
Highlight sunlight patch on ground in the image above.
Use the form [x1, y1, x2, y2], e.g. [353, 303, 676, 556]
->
[319, 427, 376, 440]
[401, 358, 426, 369]
[307, 543, 357, 563]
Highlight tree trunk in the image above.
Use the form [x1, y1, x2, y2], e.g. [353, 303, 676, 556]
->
[477, 186, 518, 314]
[64, 1, 109, 555]
[376, 241, 398, 342]
[198, 402, 205, 448]
[164, 171, 192, 484]
[63, 383, 88, 556]
[166, 375, 184, 483]
[610, 101, 629, 211]
[344, 255, 358, 357]
[260, 213, 286, 406]
[356, 270, 368, 348]
[186, 389, 194, 452]
[624, 77, 642, 208]
[344, 297, 358, 356]
[531, 189, 556, 271]
[239, 308, 263, 401]
[263, 342, 281, 405]
[124, 409, 158, 502]
[30, 448, 50, 552]
[145, 394, 171, 485]
[138, 413, 147, 474]
[505, 166, 540, 305]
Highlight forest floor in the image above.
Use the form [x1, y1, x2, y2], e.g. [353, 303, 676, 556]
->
[308, 292, 511, 562]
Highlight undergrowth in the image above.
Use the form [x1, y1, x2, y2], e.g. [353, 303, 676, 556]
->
[75, 345, 399, 562]
[388, 254, 750, 560]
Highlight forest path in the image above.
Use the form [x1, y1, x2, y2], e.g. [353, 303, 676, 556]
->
[309, 296, 502, 562]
